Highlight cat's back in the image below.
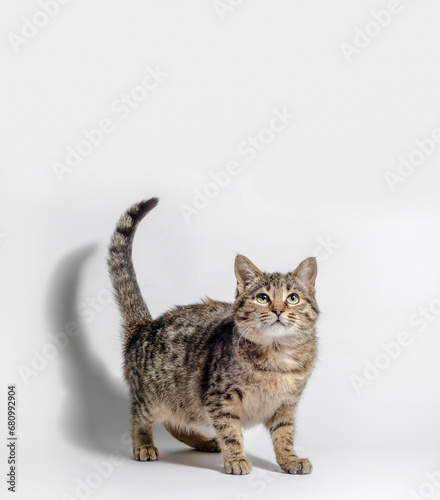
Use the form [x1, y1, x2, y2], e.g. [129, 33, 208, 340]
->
[155, 299, 233, 334]
[126, 299, 233, 354]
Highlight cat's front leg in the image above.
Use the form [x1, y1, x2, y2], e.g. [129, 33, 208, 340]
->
[208, 407, 251, 475]
[265, 404, 312, 475]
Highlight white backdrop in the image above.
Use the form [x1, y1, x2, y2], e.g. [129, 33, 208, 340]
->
[1, 1, 440, 499]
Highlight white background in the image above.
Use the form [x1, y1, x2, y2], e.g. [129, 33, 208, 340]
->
[1, 1, 440, 499]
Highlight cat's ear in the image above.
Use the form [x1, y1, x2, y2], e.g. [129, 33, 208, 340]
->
[292, 257, 317, 292]
[235, 255, 262, 294]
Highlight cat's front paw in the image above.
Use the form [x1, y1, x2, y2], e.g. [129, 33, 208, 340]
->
[279, 457, 312, 475]
[134, 445, 159, 461]
[224, 457, 252, 475]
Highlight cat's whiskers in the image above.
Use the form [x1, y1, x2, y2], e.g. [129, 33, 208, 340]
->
[234, 318, 256, 348]
[235, 321, 251, 348]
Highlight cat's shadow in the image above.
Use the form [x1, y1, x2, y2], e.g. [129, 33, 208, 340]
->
[47, 245, 278, 473]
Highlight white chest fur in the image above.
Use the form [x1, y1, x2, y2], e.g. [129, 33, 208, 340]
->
[240, 372, 296, 428]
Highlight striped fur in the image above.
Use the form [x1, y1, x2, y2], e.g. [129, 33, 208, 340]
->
[107, 198, 158, 336]
[108, 198, 319, 475]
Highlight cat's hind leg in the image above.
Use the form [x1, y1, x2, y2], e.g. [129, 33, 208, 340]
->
[132, 415, 159, 461]
[164, 423, 220, 452]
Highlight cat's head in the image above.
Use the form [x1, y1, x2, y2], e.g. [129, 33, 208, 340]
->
[233, 255, 318, 346]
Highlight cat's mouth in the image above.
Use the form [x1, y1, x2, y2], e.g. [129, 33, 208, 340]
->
[269, 318, 288, 328]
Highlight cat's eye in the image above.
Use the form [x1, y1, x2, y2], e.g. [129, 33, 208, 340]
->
[286, 293, 300, 305]
[256, 293, 270, 304]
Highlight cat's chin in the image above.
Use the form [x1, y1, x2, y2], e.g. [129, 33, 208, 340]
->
[264, 321, 292, 338]
[260, 321, 313, 346]
[235, 320, 302, 346]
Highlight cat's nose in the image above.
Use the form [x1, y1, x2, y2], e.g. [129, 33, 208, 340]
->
[273, 307, 284, 316]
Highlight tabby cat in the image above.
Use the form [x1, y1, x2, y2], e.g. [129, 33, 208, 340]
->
[108, 198, 319, 475]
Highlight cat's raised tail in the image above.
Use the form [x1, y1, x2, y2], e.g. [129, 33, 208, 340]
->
[107, 198, 159, 334]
